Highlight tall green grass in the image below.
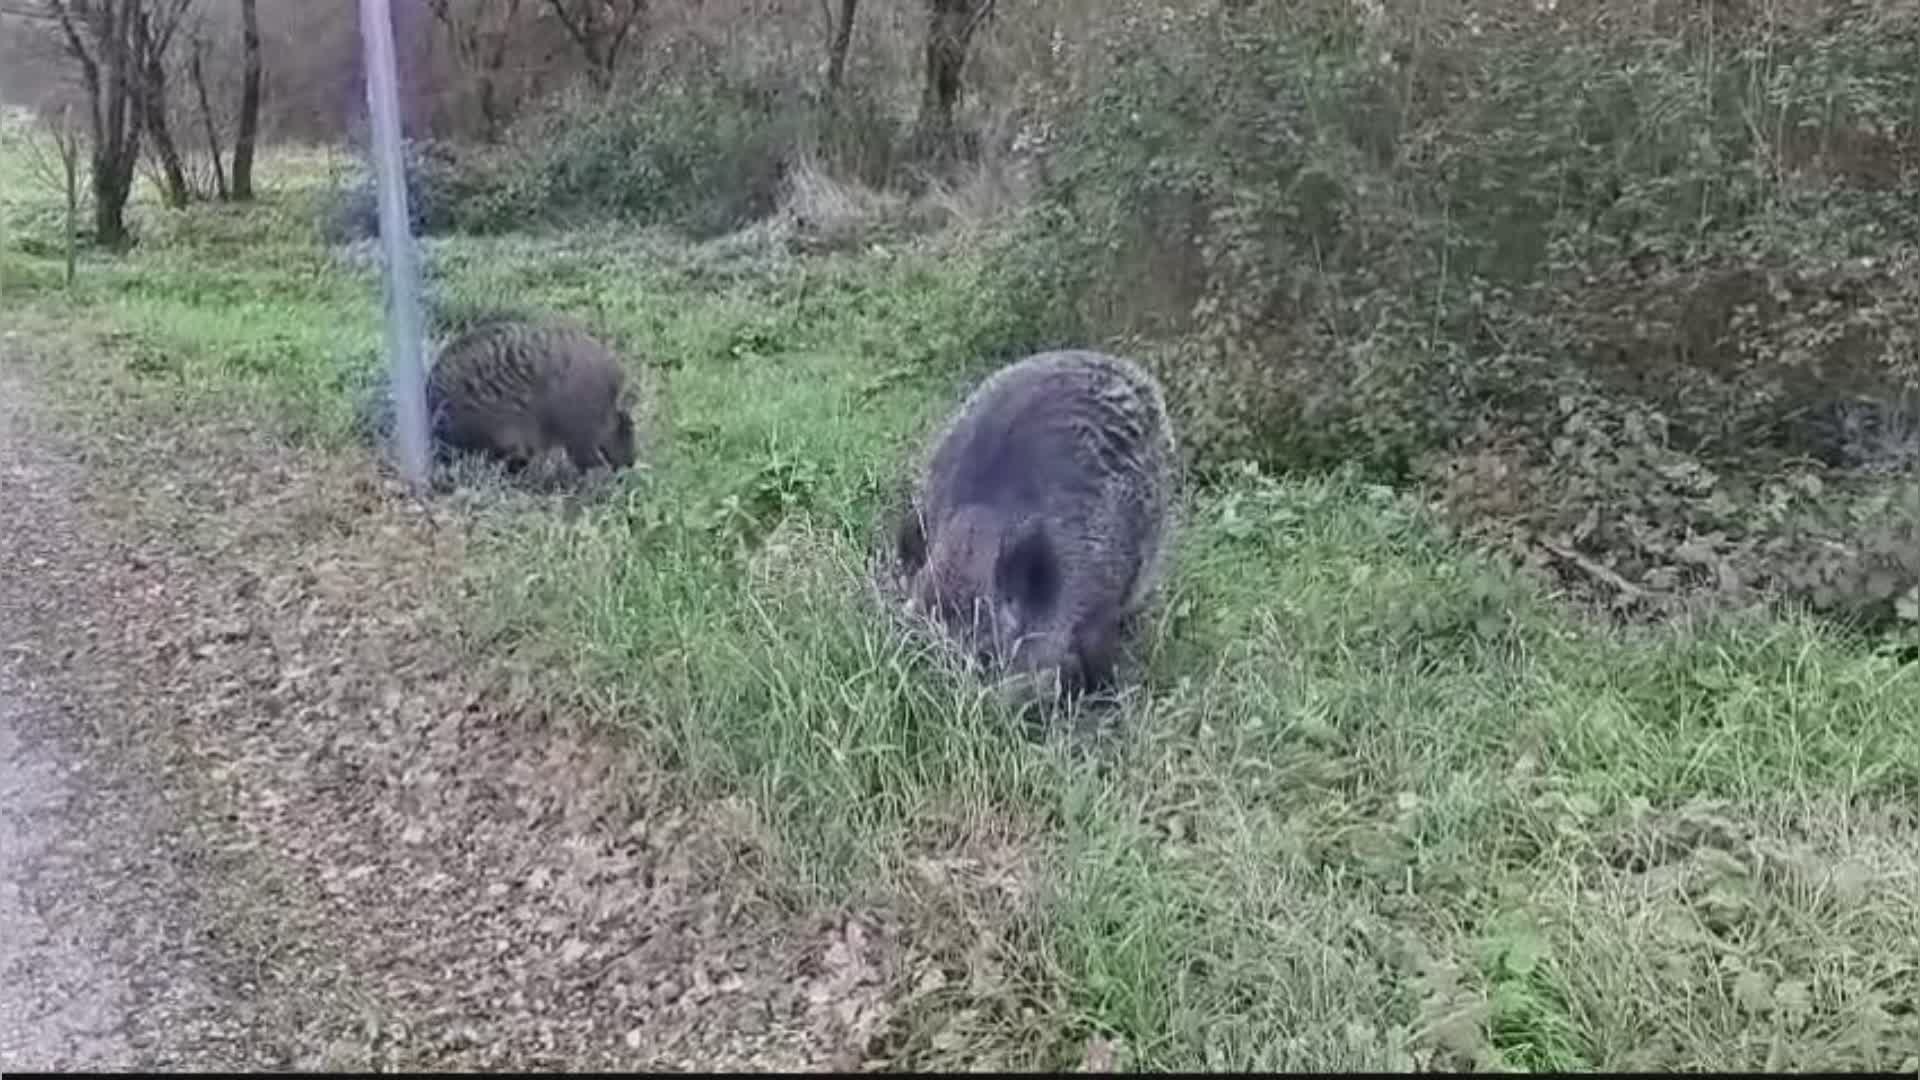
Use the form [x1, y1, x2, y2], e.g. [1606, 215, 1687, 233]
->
[4, 142, 1917, 1070]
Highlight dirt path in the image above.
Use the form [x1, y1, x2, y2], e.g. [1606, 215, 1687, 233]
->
[0, 633, 139, 1070]
[0, 366, 268, 1070]
[0, 346, 904, 1070]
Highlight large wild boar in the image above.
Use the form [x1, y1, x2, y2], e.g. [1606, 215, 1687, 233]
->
[893, 349, 1179, 706]
[424, 319, 640, 475]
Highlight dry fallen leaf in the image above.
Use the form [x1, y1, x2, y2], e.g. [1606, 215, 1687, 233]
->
[0, 373, 921, 1073]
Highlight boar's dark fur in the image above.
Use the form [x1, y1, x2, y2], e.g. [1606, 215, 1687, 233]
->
[894, 349, 1179, 706]
[424, 319, 639, 475]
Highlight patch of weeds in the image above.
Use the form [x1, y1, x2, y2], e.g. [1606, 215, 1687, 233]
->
[125, 340, 182, 381]
[719, 316, 788, 365]
[695, 445, 826, 551]
[1479, 913, 1589, 1071]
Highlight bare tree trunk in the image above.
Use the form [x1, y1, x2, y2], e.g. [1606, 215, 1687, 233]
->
[136, 2, 191, 209]
[98, 0, 145, 248]
[825, 0, 857, 96]
[44, 0, 143, 249]
[189, 37, 227, 200]
[914, 0, 989, 163]
[478, 0, 520, 141]
[57, 105, 79, 288]
[542, 0, 645, 93]
[231, 0, 261, 200]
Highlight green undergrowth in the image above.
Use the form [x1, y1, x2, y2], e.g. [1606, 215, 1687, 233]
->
[4, 142, 1918, 1071]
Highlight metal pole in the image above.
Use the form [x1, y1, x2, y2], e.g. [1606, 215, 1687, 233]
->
[358, 0, 430, 491]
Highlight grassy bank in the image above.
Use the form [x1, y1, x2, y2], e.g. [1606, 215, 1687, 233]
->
[4, 134, 1918, 1070]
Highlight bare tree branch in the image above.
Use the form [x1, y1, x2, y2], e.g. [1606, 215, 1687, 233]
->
[915, 0, 992, 165]
[824, 0, 857, 95]
[25, 102, 87, 287]
[188, 31, 225, 197]
[540, 0, 646, 91]
[132, 0, 191, 207]
[43, 0, 102, 115]
[428, 0, 526, 139]
[602, 0, 643, 75]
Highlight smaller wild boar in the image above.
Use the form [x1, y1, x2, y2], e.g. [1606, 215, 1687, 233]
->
[894, 348, 1179, 707]
[425, 319, 640, 475]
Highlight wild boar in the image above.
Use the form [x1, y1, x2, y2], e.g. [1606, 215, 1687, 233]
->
[424, 319, 640, 475]
[894, 348, 1179, 706]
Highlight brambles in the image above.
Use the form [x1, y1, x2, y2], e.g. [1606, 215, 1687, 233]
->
[993, 0, 1920, 632]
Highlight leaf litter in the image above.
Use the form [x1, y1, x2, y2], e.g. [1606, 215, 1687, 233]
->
[0, 364, 914, 1070]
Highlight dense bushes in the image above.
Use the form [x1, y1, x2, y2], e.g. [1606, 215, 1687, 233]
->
[993, 0, 1920, 629]
[1002, 0, 1920, 471]
[325, 65, 917, 243]
[472, 74, 795, 238]
[320, 137, 499, 243]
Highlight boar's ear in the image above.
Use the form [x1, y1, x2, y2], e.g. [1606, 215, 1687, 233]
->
[895, 503, 929, 574]
[995, 520, 1060, 616]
